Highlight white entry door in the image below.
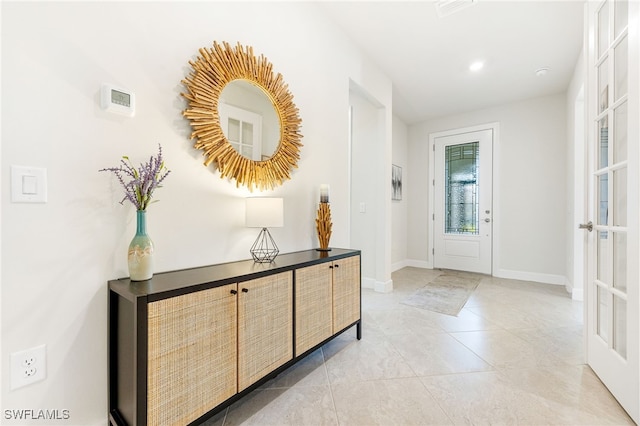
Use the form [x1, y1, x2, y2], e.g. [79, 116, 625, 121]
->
[431, 127, 493, 274]
[585, 0, 639, 422]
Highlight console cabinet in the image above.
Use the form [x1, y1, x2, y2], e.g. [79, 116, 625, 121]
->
[108, 249, 360, 426]
[237, 272, 293, 391]
[294, 255, 361, 356]
[331, 255, 361, 333]
[147, 284, 237, 425]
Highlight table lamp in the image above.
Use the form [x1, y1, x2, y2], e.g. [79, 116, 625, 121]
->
[246, 197, 284, 263]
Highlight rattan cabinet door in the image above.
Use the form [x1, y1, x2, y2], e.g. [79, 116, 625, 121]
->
[295, 263, 333, 356]
[238, 272, 293, 391]
[332, 255, 361, 333]
[147, 284, 238, 426]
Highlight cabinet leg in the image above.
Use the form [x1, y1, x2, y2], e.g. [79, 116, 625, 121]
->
[356, 321, 362, 340]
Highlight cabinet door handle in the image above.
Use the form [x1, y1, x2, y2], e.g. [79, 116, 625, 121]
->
[230, 289, 237, 295]
[242, 288, 249, 293]
[334, 264, 340, 268]
[329, 265, 333, 269]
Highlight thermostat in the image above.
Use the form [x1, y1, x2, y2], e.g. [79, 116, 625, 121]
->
[101, 84, 135, 116]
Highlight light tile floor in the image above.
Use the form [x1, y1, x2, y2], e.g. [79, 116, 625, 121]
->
[204, 267, 634, 425]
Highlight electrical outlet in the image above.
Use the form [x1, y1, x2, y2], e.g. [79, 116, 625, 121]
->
[11, 344, 46, 390]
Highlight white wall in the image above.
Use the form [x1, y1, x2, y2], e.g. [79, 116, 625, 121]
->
[407, 123, 431, 269]
[391, 115, 408, 270]
[349, 90, 381, 286]
[349, 84, 394, 292]
[1, 2, 393, 424]
[408, 93, 568, 284]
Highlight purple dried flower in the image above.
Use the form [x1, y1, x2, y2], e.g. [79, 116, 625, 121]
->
[100, 144, 171, 211]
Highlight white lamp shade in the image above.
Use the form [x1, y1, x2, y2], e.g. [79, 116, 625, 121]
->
[246, 197, 284, 228]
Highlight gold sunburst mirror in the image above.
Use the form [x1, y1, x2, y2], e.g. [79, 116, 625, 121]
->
[181, 41, 303, 191]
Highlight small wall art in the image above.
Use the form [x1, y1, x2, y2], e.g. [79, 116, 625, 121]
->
[392, 164, 402, 201]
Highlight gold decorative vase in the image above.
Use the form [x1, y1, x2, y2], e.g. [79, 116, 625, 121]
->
[316, 202, 332, 251]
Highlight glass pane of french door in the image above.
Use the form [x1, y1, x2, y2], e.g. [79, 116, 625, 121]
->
[614, 102, 628, 162]
[614, 296, 627, 357]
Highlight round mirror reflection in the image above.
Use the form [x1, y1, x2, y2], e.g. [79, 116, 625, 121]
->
[219, 79, 281, 161]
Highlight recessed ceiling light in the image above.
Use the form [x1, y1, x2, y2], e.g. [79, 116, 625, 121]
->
[469, 61, 484, 72]
[535, 67, 550, 77]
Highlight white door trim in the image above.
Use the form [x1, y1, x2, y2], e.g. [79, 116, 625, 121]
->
[572, 86, 587, 301]
[428, 122, 500, 274]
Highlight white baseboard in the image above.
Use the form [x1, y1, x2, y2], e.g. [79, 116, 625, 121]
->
[495, 268, 566, 286]
[391, 259, 410, 272]
[362, 277, 393, 293]
[401, 259, 433, 270]
[571, 287, 584, 301]
[392, 259, 434, 271]
[564, 277, 585, 301]
[375, 279, 393, 293]
[362, 277, 376, 289]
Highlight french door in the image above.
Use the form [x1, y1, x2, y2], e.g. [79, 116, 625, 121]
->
[431, 127, 493, 274]
[585, 0, 639, 422]
[219, 103, 263, 161]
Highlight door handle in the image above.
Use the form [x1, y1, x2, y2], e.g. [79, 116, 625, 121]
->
[579, 221, 593, 232]
[484, 218, 491, 223]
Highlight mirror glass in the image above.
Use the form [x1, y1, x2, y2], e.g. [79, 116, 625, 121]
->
[219, 79, 281, 161]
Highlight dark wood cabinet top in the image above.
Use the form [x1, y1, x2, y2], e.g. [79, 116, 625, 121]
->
[109, 248, 360, 302]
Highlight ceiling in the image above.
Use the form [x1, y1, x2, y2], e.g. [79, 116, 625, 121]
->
[318, 0, 585, 124]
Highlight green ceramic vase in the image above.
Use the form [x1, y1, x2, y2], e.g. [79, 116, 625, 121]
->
[128, 210, 154, 281]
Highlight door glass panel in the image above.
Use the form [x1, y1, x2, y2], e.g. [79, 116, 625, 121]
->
[613, 232, 627, 292]
[599, 116, 609, 168]
[614, 296, 627, 359]
[613, 168, 627, 226]
[242, 122, 254, 146]
[598, 230, 610, 282]
[598, 58, 609, 113]
[445, 142, 479, 235]
[241, 146, 253, 158]
[614, 102, 628, 162]
[614, 0, 628, 38]
[228, 118, 240, 142]
[597, 286, 609, 342]
[598, 0, 610, 58]
[614, 36, 628, 100]
[598, 174, 609, 225]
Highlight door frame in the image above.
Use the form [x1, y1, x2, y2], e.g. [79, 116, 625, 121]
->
[428, 122, 500, 274]
[572, 86, 587, 302]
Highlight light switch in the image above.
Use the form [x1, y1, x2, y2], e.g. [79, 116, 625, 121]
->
[359, 202, 366, 213]
[22, 175, 37, 194]
[11, 166, 47, 203]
